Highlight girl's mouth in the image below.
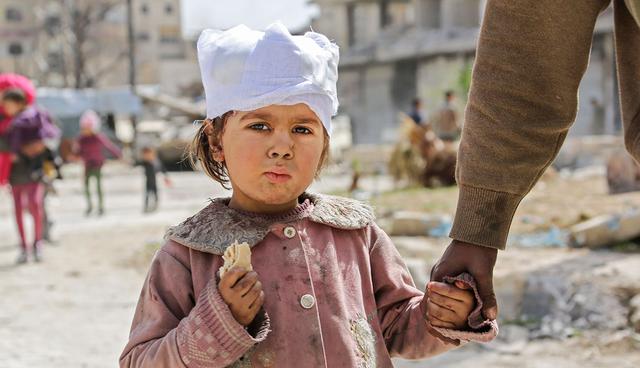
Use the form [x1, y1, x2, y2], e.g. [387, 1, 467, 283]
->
[264, 172, 292, 183]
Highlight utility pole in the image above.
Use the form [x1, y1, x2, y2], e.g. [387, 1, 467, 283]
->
[126, 0, 138, 151]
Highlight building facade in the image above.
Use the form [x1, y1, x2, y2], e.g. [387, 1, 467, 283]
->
[0, 0, 39, 77]
[0, 0, 199, 94]
[312, 0, 617, 144]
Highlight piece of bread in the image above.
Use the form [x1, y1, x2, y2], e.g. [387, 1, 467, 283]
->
[219, 241, 252, 278]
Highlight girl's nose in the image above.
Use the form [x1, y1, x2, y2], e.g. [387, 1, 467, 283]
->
[267, 133, 294, 159]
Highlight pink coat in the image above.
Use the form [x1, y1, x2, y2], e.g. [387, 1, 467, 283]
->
[120, 193, 497, 367]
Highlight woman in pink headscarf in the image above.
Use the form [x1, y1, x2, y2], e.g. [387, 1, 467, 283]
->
[0, 73, 36, 186]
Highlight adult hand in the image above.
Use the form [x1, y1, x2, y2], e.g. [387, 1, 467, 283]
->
[218, 267, 265, 326]
[430, 240, 498, 320]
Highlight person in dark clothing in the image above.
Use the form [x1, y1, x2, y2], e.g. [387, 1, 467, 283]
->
[409, 97, 426, 126]
[139, 147, 171, 213]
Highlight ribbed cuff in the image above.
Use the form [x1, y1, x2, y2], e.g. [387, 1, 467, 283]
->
[449, 185, 523, 250]
[177, 280, 270, 367]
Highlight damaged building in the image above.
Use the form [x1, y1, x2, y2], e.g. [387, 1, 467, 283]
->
[312, 0, 618, 144]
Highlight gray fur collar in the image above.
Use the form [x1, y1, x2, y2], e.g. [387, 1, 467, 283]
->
[165, 192, 375, 255]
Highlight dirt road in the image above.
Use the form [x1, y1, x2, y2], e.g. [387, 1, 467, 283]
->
[0, 163, 638, 367]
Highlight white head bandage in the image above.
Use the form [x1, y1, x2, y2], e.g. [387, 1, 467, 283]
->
[197, 22, 339, 135]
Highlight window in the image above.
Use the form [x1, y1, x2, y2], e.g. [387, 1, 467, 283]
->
[47, 51, 63, 72]
[160, 36, 179, 44]
[418, 0, 441, 29]
[141, 4, 149, 14]
[379, 0, 391, 28]
[8, 43, 23, 56]
[6, 7, 23, 22]
[45, 15, 62, 36]
[346, 3, 356, 46]
[165, 4, 173, 14]
[160, 26, 180, 43]
[137, 32, 150, 41]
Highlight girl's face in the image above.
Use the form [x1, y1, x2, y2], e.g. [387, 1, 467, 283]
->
[2, 100, 23, 117]
[80, 127, 94, 136]
[218, 103, 325, 214]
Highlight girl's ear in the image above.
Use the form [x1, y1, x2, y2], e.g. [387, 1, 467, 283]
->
[203, 118, 225, 162]
[212, 145, 225, 162]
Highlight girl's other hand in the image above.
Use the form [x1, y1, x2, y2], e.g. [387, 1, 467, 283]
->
[218, 267, 265, 326]
[425, 281, 475, 330]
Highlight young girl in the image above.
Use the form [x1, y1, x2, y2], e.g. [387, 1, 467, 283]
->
[72, 110, 122, 216]
[0, 73, 36, 186]
[121, 23, 497, 368]
[2, 88, 60, 263]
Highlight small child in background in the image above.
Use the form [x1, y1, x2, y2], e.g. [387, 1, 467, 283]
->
[139, 146, 171, 213]
[2, 88, 60, 263]
[72, 110, 122, 216]
[120, 23, 497, 367]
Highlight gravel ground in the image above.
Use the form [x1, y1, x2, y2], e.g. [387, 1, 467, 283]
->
[1, 162, 638, 367]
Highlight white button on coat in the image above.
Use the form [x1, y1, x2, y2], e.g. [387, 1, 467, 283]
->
[300, 294, 315, 309]
[284, 226, 297, 239]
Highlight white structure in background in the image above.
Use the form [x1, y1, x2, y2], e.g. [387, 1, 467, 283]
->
[312, 0, 618, 144]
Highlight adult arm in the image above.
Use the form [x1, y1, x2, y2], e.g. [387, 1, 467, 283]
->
[434, 0, 608, 324]
[450, 0, 608, 250]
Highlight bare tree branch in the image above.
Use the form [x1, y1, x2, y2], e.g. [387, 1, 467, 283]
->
[89, 49, 129, 82]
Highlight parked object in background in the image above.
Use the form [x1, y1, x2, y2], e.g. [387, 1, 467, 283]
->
[136, 120, 198, 171]
[607, 150, 640, 194]
[383, 211, 452, 237]
[568, 208, 640, 249]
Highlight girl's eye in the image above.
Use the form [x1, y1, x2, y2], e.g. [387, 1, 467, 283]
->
[293, 126, 312, 134]
[249, 123, 270, 131]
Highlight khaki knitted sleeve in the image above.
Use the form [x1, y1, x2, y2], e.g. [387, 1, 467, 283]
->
[451, 0, 609, 249]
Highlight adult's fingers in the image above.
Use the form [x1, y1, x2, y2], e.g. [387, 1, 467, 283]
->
[475, 272, 498, 320]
